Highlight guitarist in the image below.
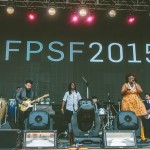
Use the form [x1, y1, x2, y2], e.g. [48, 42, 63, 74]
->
[16, 80, 37, 130]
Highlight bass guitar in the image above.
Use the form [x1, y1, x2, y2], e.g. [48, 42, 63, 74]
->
[19, 94, 49, 112]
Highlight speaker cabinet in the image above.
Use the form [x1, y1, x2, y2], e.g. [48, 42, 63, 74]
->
[103, 130, 137, 149]
[117, 111, 138, 130]
[28, 111, 50, 130]
[0, 129, 22, 149]
[23, 130, 57, 149]
[114, 111, 140, 137]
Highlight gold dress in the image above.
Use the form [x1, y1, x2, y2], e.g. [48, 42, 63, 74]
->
[121, 83, 147, 117]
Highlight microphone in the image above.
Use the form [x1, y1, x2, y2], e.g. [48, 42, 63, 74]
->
[82, 77, 89, 86]
[82, 77, 87, 83]
[131, 79, 135, 84]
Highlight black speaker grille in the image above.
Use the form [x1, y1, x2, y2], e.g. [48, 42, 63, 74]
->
[117, 111, 138, 130]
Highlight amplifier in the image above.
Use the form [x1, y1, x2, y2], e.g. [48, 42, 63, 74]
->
[35, 104, 55, 115]
[39, 97, 50, 105]
[23, 130, 57, 149]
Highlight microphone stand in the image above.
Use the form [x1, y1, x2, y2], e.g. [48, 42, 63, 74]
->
[34, 82, 38, 111]
[82, 77, 89, 99]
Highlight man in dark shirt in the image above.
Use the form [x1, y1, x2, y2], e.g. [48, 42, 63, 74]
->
[92, 96, 101, 111]
[16, 80, 35, 130]
[142, 93, 150, 138]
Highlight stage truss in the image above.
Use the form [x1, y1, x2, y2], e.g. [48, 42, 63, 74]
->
[0, 0, 149, 12]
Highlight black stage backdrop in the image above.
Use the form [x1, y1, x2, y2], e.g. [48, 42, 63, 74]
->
[0, 9, 150, 104]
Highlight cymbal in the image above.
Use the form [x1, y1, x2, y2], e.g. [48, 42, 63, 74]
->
[104, 101, 115, 105]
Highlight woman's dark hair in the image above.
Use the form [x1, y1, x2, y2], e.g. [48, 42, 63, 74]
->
[68, 82, 77, 94]
[125, 73, 137, 83]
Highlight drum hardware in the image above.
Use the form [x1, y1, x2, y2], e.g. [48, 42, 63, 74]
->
[103, 101, 115, 105]
[118, 101, 121, 111]
[100, 101, 116, 130]
[111, 104, 117, 114]
[101, 113, 114, 130]
[99, 108, 106, 116]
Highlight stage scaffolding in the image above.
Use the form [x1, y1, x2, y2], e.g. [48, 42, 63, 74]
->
[0, 0, 149, 12]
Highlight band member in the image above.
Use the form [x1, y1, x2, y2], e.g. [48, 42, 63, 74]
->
[142, 93, 150, 138]
[13, 86, 20, 98]
[121, 73, 147, 141]
[16, 80, 37, 130]
[61, 82, 82, 123]
[92, 96, 101, 111]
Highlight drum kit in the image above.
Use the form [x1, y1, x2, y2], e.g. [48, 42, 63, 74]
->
[98, 101, 118, 130]
[0, 98, 17, 128]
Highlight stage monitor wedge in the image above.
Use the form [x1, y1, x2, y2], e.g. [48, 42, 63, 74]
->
[103, 130, 137, 149]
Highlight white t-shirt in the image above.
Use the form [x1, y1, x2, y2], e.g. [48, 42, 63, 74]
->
[63, 90, 82, 111]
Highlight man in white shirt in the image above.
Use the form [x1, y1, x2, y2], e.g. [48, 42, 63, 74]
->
[61, 82, 82, 124]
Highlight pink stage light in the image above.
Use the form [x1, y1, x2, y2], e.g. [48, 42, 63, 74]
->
[126, 15, 137, 25]
[70, 14, 80, 24]
[27, 10, 37, 22]
[85, 15, 95, 24]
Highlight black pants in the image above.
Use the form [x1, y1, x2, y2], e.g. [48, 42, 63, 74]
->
[17, 108, 32, 130]
[65, 109, 73, 124]
[142, 117, 150, 138]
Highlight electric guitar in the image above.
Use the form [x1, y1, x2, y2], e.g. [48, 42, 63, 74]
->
[19, 94, 49, 112]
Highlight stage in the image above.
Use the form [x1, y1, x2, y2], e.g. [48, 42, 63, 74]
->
[1, 106, 150, 149]
[0, 128, 150, 149]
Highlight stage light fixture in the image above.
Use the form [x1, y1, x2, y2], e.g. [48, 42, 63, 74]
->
[79, 8, 88, 17]
[71, 99, 100, 143]
[48, 7, 56, 16]
[26, 10, 37, 23]
[70, 13, 80, 24]
[85, 14, 95, 24]
[126, 14, 137, 25]
[6, 6, 15, 15]
[108, 8, 117, 17]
